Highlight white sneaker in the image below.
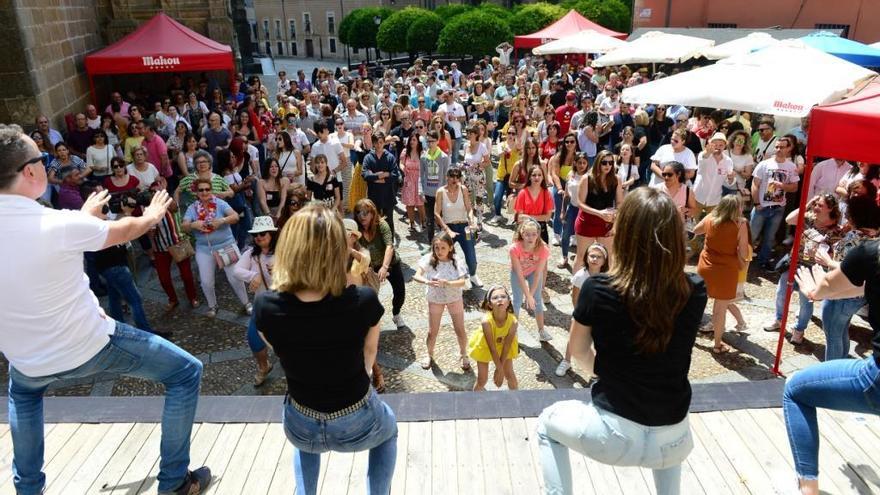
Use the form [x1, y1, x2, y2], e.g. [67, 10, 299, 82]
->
[538, 329, 553, 341]
[392, 314, 406, 328]
[555, 359, 571, 376]
[552, 233, 561, 246]
[244, 303, 253, 316]
[469, 274, 483, 287]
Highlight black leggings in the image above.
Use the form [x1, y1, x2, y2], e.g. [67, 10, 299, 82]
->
[374, 260, 406, 316]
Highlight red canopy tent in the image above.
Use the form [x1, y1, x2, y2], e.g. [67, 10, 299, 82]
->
[514, 10, 627, 50]
[773, 78, 880, 374]
[84, 12, 235, 104]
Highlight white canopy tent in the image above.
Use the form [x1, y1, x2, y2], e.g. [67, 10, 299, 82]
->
[871, 41, 880, 50]
[699, 32, 778, 60]
[592, 31, 714, 67]
[621, 40, 877, 117]
[532, 30, 628, 55]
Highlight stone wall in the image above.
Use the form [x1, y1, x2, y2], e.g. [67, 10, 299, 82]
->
[0, 0, 234, 132]
[0, 0, 109, 130]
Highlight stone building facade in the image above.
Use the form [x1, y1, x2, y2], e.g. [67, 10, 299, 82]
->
[0, 0, 235, 131]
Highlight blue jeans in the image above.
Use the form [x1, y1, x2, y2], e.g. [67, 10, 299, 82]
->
[493, 180, 508, 217]
[560, 204, 579, 261]
[774, 277, 812, 332]
[783, 356, 880, 480]
[511, 270, 544, 315]
[283, 391, 398, 495]
[537, 400, 693, 495]
[551, 185, 564, 236]
[448, 223, 477, 276]
[8, 321, 202, 494]
[820, 297, 865, 361]
[247, 314, 267, 353]
[750, 206, 784, 265]
[102, 265, 153, 333]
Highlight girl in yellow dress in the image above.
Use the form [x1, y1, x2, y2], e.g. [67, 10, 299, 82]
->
[468, 285, 519, 391]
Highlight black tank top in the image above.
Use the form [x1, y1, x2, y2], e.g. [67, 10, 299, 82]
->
[586, 177, 615, 211]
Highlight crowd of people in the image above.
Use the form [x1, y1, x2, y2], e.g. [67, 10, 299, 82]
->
[3, 48, 880, 495]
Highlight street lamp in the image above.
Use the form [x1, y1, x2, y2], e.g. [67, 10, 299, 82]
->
[373, 15, 382, 65]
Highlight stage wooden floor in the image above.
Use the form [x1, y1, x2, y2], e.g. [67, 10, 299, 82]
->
[1, 407, 879, 494]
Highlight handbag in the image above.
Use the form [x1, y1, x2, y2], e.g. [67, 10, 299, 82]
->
[167, 238, 194, 263]
[210, 243, 240, 269]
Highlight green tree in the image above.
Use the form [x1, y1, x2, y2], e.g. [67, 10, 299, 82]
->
[406, 12, 445, 54]
[377, 7, 432, 54]
[434, 4, 473, 21]
[437, 11, 513, 57]
[568, 0, 631, 33]
[508, 2, 566, 35]
[476, 2, 514, 22]
[340, 7, 394, 50]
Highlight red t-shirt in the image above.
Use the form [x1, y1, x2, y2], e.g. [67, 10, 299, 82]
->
[555, 103, 577, 135]
[103, 175, 140, 195]
[540, 139, 558, 161]
[514, 187, 553, 217]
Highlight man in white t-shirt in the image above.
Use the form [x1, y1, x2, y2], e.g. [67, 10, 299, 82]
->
[0, 124, 211, 495]
[438, 90, 466, 164]
[808, 158, 851, 200]
[690, 133, 734, 252]
[649, 129, 697, 186]
[310, 119, 348, 181]
[750, 136, 800, 268]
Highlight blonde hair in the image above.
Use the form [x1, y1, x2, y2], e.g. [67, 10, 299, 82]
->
[272, 203, 348, 297]
[711, 194, 741, 226]
[514, 217, 545, 249]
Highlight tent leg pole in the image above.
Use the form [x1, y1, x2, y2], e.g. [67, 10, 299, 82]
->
[772, 153, 815, 376]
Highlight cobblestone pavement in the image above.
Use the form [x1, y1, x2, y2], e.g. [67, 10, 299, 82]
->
[2, 202, 873, 397]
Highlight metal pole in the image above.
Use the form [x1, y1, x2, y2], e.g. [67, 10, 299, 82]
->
[772, 152, 815, 376]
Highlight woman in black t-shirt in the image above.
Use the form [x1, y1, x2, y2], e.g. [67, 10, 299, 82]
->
[253, 204, 397, 494]
[537, 187, 707, 495]
[306, 153, 342, 216]
[786, 240, 880, 495]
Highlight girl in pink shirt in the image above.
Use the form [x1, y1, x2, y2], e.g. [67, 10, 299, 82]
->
[509, 219, 552, 341]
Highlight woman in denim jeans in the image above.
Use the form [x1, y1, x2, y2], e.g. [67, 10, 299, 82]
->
[811, 191, 879, 360]
[253, 204, 397, 495]
[537, 187, 707, 495]
[789, 238, 880, 495]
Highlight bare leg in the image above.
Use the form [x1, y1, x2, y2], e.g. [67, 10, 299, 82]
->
[474, 362, 489, 391]
[254, 348, 270, 374]
[450, 303, 468, 357]
[713, 299, 731, 350]
[425, 303, 443, 360]
[417, 205, 426, 227]
[407, 206, 416, 228]
[799, 479, 818, 495]
[727, 303, 746, 326]
[503, 359, 518, 390]
[573, 235, 595, 273]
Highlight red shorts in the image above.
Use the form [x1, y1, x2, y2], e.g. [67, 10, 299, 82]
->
[575, 210, 612, 238]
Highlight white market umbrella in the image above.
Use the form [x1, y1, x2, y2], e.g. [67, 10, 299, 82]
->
[592, 31, 714, 67]
[532, 29, 628, 55]
[700, 32, 778, 60]
[621, 40, 877, 117]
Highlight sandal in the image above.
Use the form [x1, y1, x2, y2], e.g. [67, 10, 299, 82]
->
[460, 355, 472, 372]
[713, 343, 731, 354]
[164, 301, 179, 314]
[420, 355, 434, 370]
[254, 364, 274, 387]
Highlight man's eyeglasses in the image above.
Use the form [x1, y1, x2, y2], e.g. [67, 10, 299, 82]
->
[197, 188, 212, 193]
[17, 155, 43, 172]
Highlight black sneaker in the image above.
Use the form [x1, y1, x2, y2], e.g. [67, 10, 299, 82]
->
[159, 466, 212, 495]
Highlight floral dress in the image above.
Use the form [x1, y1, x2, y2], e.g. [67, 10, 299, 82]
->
[462, 142, 489, 228]
[401, 153, 423, 206]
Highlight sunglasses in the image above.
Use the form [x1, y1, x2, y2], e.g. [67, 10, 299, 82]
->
[415, 125, 425, 129]
[111, 164, 125, 169]
[289, 201, 302, 207]
[16, 155, 43, 172]
[600, 159, 614, 165]
[197, 188, 212, 193]
[448, 173, 462, 178]
[565, 140, 576, 144]
[661, 172, 674, 178]
[252, 231, 271, 237]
